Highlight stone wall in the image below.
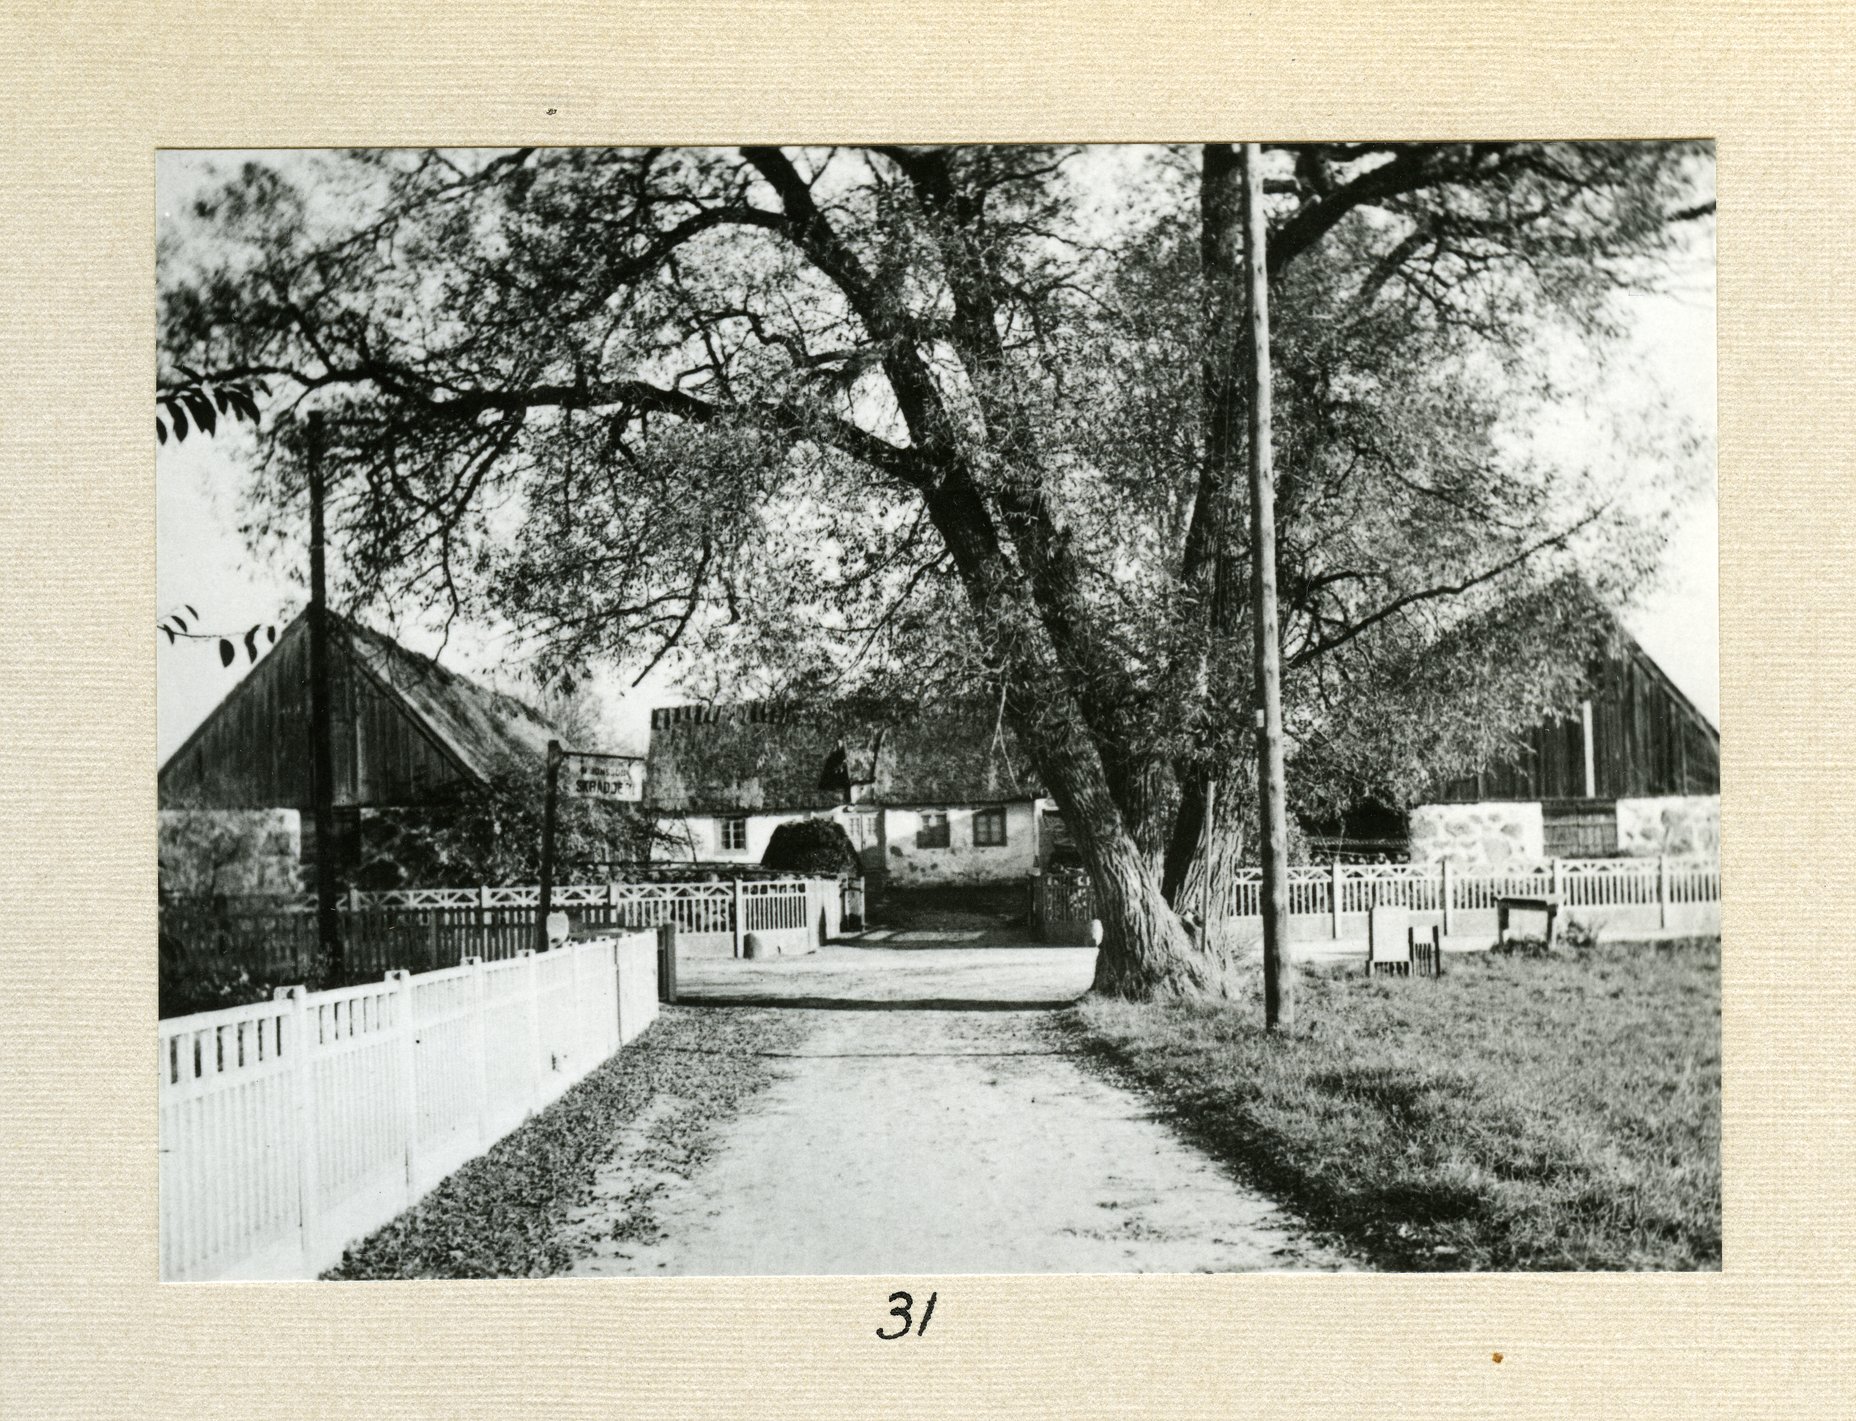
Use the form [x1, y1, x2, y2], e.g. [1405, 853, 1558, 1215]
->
[1407, 801, 1545, 868]
[1616, 794, 1720, 858]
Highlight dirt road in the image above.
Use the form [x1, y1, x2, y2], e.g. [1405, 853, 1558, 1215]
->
[561, 946, 1350, 1275]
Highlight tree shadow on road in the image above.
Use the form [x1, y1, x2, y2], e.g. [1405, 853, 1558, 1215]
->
[673, 994, 1086, 1012]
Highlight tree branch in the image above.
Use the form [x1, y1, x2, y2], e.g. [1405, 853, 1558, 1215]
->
[1286, 506, 1608, 669]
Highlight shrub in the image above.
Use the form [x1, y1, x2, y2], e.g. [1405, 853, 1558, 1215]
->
[761, 817, 860, 876]
[1494, 918, 1599, 958]
[351, 761, 669, 889]
[158, 916, 315, 1017]
[1493, 932, 1553, 957]
[1560, 917, 1600, 952]
[159, 806, 303, 896]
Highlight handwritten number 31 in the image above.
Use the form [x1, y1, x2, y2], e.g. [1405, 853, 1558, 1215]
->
[877, 1290, 936, 1340]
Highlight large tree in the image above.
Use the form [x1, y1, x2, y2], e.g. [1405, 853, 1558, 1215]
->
[159, 142, 1713, 998]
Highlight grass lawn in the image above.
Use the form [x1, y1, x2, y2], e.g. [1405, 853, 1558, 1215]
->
[1073, 937, 1720, 1271]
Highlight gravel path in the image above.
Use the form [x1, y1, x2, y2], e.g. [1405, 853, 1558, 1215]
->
[325, 1006, 806, 1279]
[559, 946, 1349, 1275]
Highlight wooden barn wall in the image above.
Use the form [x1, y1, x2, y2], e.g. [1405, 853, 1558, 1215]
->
[1440, 711, 1585, 802]
[1434, 646, 1719, 804]
[158, 627, 471, 810]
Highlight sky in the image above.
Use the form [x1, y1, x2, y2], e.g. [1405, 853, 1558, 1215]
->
[155, 148, 1719, 764]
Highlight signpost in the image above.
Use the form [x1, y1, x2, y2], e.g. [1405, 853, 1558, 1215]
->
[561, 751, 645, 802]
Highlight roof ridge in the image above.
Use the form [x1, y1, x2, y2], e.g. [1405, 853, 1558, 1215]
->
[643, 696, 1042, 811]
[648, 694, 997, 731]
[341, 614, 555, 729]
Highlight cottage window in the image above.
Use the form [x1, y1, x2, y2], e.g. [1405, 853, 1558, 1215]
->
[720, 816, 748, 851]
[916, 811, 950, 849]
[973, 806, 1008, 847]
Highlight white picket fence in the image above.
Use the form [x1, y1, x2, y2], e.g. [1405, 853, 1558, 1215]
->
[158, 932, 658, 1282]
[1034, 855, 1722, 943]
[344, 875, 843, 959]
[1228, 855, 1720, 933]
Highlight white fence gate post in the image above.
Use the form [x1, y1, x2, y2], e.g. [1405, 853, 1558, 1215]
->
[732, 877, 746, 958]
[277, 984, 319, 1274]
[1658, 854, 1669, 929]
[520, 949, 542, 1104]
[570, 939, 589, 1064]
[464, 955, 490, 1145]
[619, 946, 634, 1053]
[387, 970, 419, 1205]
[1330, 860, 1342, 939]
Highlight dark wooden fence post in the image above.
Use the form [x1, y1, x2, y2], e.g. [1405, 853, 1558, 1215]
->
[656, 921, 678, 1005]
[536, 739, 561, 953]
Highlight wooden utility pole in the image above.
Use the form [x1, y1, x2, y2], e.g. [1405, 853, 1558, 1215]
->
[305, 412, 344, 984]
[1197, 143, 1242, 950]
[1240, 143, 1293, 1030]
[536, 738, 562, 952]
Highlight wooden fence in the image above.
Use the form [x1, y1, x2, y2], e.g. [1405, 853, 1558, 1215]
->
[1030, 855, 1722, 944]
[159, 932, 658, 1282]
[161, 876, 848, 1008]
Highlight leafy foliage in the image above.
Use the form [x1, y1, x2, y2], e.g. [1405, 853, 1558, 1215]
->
[156, 602, 282, 665]
[159, 144, 1714, 993]
[158, 803, 303, 897]
[156, 372, 267, 445]
[349, 759, 670, 889]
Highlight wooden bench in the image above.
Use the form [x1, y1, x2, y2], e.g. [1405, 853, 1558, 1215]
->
[1496, 894, 1559, 947]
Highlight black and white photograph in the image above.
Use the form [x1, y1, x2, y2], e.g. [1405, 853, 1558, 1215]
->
[155, 141, 1719, 1281]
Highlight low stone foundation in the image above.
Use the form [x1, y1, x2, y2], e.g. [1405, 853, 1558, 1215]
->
[1617, 795, 1720, 858]
[1407, 801, 1544, 868]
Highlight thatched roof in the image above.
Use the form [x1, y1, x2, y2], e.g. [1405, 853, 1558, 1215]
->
[158, 610, 564, 811]
[644, 700, 1042, 813]
[341, 618, 560, 783]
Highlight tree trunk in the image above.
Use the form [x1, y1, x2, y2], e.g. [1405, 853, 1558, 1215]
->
[1083, 832, 1216, 998]
[1170, 797, 1249, 932]
[1007, 697, 1222, 999]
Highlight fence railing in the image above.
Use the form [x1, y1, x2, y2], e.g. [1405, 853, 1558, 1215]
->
[1030, 855, 1722, 944]
[159, 932, 658, 1283]
[162, 876, 849, 1010]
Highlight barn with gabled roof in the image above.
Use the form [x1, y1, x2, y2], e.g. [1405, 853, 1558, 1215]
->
[159, 611, 566, 879]
[1405, 623, 1720, 865]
